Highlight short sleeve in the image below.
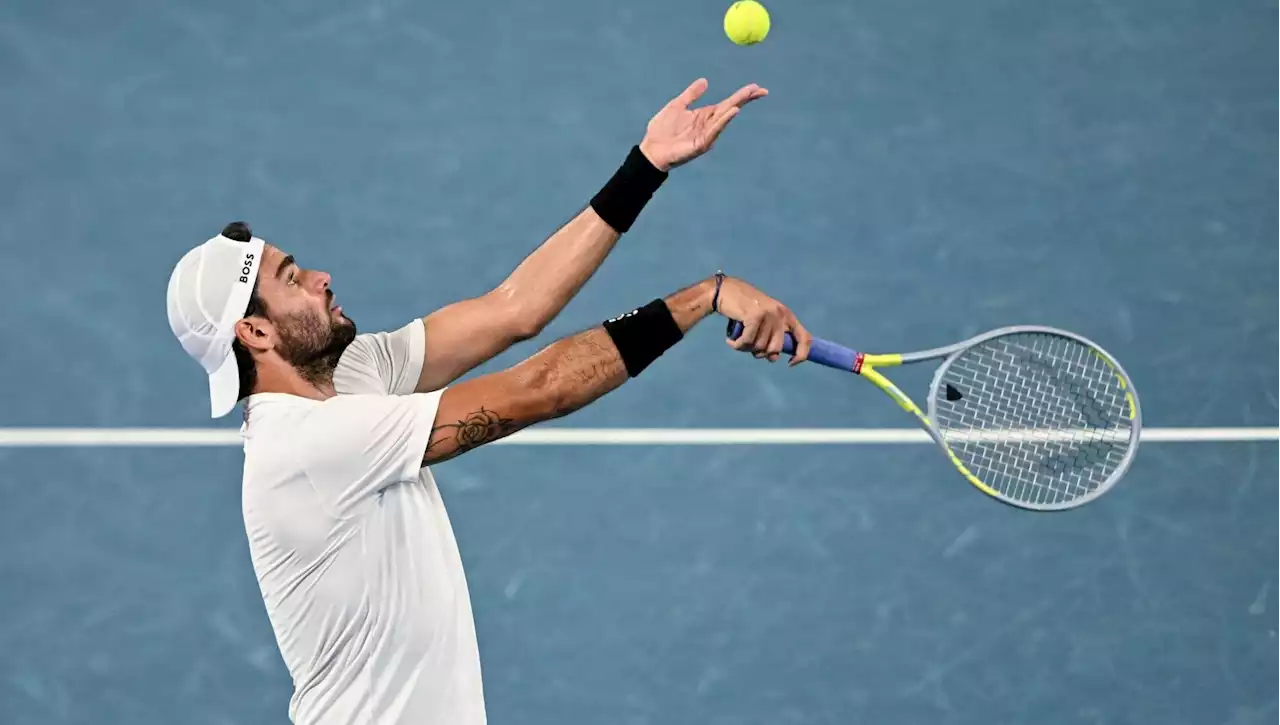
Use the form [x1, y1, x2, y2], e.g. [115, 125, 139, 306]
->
[295, 390, 444, 515]
[333, 320, 426, 396]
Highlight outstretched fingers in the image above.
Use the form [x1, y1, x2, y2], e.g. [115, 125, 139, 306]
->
[703, 106, 741, 145]
[718, 83, 768, 111]
[672, 78, 710, 109]
[702, 83, 767, 144]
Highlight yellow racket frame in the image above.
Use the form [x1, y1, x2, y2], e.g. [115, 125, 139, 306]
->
[854, 328, 1140, 510]
[726, 319, 1141, 510]
[855, 354, 1002, 499]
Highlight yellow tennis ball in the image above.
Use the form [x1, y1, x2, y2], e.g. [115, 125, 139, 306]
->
[724, 1, 770, 46]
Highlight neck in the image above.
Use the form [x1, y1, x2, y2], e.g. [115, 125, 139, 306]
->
[251, 358, 338, 402]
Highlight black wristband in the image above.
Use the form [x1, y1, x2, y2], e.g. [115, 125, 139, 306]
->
[602, 298, 684, 377]
[589, 146, 668, 233]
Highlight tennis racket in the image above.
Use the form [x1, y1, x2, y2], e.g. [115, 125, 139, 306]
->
[727, 320, 1142, 510]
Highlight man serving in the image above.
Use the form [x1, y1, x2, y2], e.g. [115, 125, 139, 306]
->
[166, 78, 811, 724]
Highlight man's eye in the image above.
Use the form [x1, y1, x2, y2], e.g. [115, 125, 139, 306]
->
[288, 271, 297, 286]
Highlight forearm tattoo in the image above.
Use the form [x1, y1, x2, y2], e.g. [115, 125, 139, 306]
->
[426, 407, 519, 461]
[423, 329, 629, 463]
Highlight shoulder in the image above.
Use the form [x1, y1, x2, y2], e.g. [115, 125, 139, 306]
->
[334, 320, 426, 396]
[293, 392, 443, 491]
[244, 392, 443, 515]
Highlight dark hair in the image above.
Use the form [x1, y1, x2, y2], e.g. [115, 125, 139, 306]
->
[232, 285, 268, 401]
[221, 221, 265, 402]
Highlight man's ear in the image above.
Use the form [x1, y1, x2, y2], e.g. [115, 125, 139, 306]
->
[235, 316, 274, 354]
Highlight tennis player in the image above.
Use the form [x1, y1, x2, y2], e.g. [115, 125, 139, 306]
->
[165, 79, 811, 725]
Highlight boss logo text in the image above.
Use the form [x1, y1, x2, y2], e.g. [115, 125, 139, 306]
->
[239, 253, 255, 283]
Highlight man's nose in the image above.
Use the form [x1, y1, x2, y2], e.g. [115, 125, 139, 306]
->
[308, 270, 331, 292]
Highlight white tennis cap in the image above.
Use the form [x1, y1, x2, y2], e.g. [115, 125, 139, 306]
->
[166, 224, 266, 418]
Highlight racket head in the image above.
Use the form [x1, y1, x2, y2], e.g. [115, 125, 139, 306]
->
[923, 326, 1141, 511]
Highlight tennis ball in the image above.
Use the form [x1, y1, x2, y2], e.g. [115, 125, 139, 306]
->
[724, 1, 770, 46]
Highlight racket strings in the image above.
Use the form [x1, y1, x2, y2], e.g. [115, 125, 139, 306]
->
[931, 333, 1134, 507]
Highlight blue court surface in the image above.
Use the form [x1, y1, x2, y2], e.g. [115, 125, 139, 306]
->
[1, 1, 1276, 723]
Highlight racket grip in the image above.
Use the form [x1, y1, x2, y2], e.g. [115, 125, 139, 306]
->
[725, 320, 859, 372]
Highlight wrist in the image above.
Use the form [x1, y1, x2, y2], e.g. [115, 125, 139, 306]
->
[666, 277, 718, 329]
[637, 140, 670, 172]
[694, 276, 719, 320]
[589, 145, 669, 234]
[602, 298, 684, 377]
[710, 270, 726, 315]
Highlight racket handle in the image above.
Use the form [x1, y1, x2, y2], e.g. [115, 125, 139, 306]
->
[725, 319, 859, 372]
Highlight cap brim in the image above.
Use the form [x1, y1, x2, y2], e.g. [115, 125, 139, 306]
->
[208, 350, 241, 418]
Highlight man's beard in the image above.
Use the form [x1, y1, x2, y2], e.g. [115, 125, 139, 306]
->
[275, 308, 357, 387]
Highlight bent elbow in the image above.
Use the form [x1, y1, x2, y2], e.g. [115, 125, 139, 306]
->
[508, 314, 546, 342]
[491, 293, 547, 342]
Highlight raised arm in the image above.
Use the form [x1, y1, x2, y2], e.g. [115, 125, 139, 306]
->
[414, 79, 768, 393]
[414, 205, 630, 392]
[420, 274, 810, 464]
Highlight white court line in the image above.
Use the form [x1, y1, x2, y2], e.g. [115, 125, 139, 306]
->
[0, 427, 1274, 447]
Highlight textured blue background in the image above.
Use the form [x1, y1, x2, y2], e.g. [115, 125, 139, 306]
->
[1, 0, 1276, 723]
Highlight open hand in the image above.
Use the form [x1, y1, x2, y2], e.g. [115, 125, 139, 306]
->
[714, 276, 812, 365]
[638, 78, 768, 171]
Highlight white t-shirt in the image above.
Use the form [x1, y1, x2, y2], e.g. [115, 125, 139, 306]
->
[239, 320, 485, 725]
